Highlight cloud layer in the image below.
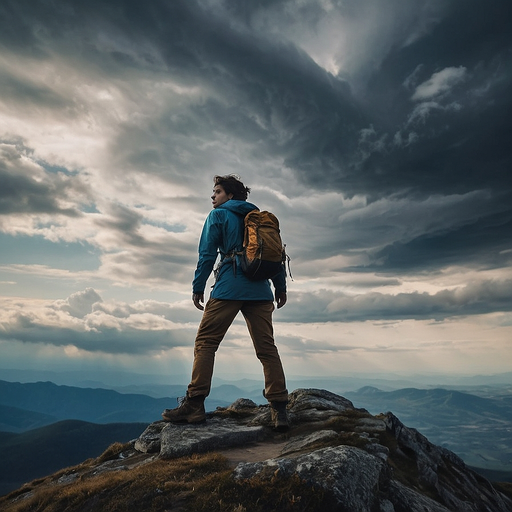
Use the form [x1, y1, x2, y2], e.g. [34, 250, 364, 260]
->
[1, 0, 511, 376]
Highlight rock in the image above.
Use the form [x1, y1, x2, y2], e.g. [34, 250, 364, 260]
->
[159, 418, 265, 459]
[279, 429, 339, 455]
[134, 421, 167, 453]
[6, 388, 510, 512]
[383, 412, 512, 512]
[363, 442, 389, 461]
[355, 417, 387, 432]
[287, 388, 355, 423]
[288, 388, 355, 412]
[129, 388, 512, 512]
[57, 473, 79, 485]
[226, 398, 258, 411]
[234, 445, 384, 511]
[387, 480, 452, 512]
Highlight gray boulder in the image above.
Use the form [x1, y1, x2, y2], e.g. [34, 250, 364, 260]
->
[131, 388, 512, 512]
[234, 445, 384, 511]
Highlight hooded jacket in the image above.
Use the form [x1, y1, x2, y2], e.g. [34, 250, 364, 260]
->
[192, 199, 287, 301]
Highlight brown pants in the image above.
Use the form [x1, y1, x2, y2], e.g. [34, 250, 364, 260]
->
[187, 299, 288, 402]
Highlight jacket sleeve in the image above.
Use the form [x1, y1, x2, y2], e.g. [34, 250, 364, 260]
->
[192, 211, 223, 294]
[271, 267, 287, 294]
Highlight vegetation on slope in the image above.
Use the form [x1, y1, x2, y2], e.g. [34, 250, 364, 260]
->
[0, 443, 336, 512]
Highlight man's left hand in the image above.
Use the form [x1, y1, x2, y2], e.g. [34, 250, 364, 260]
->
[193, 293, 205, 311]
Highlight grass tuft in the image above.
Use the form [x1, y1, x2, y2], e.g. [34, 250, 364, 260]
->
[96, 442, 132, 463]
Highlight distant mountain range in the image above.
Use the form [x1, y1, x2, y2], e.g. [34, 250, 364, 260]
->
[0, 420, 146, 496]
[0, 380, 254, 433]
[345, 386, 512, 478]
[0, 380, 178, 430]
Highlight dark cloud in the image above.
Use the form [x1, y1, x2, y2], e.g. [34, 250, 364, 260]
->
[0, 316, 194, 355]
[1, 0, 511, 323]
[279, 279, 512, 323]
[92, 203, 198, 285]
[0, 71, 70, 112]
[100, 0, 512, 278]
[333, 0, 512, 198]
[2, 0, 509, 197]
[367, 210, 512, 273]
[96, 0, 364, 189]
[198, 0, 512, 201]
[0, 142, 83, 216]
[98, 248, 197, 287]
[94, 204, 148, 247]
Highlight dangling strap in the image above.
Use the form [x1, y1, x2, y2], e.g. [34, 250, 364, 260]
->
[282, 245, 293, 281]
[214, 249, 242, 282]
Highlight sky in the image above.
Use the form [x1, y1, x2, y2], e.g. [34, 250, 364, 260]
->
[1, 0, 512, 386]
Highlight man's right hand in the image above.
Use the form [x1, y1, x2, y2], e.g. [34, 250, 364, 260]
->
[275, 291, 287, 309]
[193, 293, 205, 311]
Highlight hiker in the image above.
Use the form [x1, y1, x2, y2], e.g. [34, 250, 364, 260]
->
[162, 174, 289, 431]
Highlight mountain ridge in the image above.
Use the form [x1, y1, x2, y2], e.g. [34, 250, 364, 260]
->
[1, 388, 511, 512]
[0, 380, 174, 423]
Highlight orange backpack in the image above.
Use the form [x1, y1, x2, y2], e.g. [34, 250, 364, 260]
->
[239, 209, 289, 280]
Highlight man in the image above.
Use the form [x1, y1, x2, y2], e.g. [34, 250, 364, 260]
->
[162, 174, 289, 431]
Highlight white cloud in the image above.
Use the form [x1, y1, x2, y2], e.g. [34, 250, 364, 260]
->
[0, 290, 198, 355]
[412, 66, 467, 101]
[55, 288, 103, 318]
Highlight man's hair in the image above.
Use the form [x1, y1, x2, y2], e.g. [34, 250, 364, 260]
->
[214, 174, 251, 201]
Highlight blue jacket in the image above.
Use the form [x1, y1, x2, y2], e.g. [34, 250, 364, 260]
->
[192, 200, 287, 300]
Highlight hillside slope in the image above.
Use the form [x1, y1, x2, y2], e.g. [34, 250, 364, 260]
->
[1, 389, 511, 512]
[0, 404, 58, 433]
[0, 420, 146, 496]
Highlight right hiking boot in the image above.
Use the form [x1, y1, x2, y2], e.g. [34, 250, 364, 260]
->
[161, 393, 206, 424]
[270, 400, 289, 432]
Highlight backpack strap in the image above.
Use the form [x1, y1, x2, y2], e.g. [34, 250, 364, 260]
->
[283, 244, 293, 281]
[214, 248, 243, 281]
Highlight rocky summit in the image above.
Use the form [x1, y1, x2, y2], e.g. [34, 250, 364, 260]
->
[2, 388, 512, 512]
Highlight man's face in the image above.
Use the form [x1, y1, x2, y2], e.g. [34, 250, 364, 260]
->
[211, 185, 233, 208]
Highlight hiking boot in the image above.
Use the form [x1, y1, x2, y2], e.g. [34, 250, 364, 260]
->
[161, 393, 206, 424]
[270, 400, 289, 432]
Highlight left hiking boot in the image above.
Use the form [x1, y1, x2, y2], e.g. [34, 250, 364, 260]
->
[270, 400, 289, 432]
[161, 393, 206, 424]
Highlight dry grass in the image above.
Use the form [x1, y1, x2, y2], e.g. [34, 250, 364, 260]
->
[190, 470, 336, 512]
[1, 450, 229, 512]
[95, 441, 130, 464]
[493, 481, 512, 501]
[0, 442, 339, 512]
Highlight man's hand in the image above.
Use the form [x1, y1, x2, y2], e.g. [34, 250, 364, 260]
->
[193, 293, 205, 311]
[275, 291, 287, 309]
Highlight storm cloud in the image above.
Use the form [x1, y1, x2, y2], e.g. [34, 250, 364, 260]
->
[1, 0, 511, 376]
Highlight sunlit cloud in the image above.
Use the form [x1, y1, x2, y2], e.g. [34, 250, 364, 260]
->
[0, 0, 511, 379]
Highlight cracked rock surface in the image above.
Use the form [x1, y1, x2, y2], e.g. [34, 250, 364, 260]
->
[132, 388, 512, 512]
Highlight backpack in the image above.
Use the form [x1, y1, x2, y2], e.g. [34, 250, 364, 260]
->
[238, 209, 289, 281]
